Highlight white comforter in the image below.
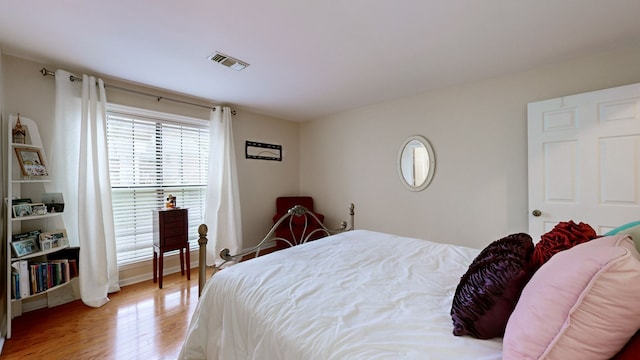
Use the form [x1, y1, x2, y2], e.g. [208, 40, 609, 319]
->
[179, 230, 503, 359]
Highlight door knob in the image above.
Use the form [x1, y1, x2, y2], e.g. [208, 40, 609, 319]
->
[532, 210, 542, 217]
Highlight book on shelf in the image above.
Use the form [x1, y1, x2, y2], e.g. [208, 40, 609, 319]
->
[11, 260, 30, 299]
[50, 259, 70, 283]
[29, 264, 37, 294]
[39, 262, 47, 292]
[18, 260, 29, 298]
[11, 271, 19, 299]
[10, 262, 19, 299]
[69, 259, 78, 278]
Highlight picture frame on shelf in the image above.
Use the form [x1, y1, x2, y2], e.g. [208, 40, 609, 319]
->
[10, 198, 32, 218]
[11, 238, 40, 258]
[30, 203, 48, 216]
[12, 203, 32, 217]
[39, 230, 69, 251]
[14, 147, 48, 177]
[39, 240, 53, 251]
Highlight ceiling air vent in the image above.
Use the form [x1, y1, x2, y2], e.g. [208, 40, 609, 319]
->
[208, 52, 249, 71]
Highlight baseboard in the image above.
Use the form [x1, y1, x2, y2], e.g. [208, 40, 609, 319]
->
[118, 258, 199, 287]
[117, 243, 279, 287]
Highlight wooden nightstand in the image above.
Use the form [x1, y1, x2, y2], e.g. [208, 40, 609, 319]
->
[152, 208, 190, 288]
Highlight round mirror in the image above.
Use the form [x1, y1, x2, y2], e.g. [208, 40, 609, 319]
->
[397, 135, 435, 191]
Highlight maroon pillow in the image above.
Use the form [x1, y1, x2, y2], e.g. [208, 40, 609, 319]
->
[470, 233, 534, 267]
[451, 233, 534, 339]
[531, 221, 597, 269]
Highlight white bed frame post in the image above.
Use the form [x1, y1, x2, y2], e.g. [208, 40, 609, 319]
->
[197, 224, 208, 297]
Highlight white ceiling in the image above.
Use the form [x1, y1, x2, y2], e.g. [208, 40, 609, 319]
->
[1, 1, 640, 121]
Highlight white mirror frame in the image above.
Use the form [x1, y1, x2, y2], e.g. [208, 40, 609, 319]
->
[397, 135, 436, 192]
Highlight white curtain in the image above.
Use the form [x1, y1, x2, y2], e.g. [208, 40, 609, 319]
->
[50, 70, 120, 307]
[204, 106, 242, 265]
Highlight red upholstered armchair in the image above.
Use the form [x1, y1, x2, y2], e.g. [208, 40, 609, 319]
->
[272, 196, 326, 247]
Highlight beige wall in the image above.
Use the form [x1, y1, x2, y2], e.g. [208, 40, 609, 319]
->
[300, 42, 640, 249]
[1, 54, 300, 284]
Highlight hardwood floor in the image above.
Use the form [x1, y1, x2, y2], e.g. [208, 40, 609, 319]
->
[2, 267, 212, 359]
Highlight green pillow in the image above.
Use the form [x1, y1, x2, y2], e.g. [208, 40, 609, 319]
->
[605, 221, 640, 252]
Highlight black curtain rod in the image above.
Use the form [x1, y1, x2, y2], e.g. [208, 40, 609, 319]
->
[40, 67, 235, 114]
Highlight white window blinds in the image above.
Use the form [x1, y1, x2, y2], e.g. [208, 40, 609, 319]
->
[106, 107, 209, 266]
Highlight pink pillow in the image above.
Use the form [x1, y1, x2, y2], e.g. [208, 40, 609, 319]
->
[503, 235, 640, 359]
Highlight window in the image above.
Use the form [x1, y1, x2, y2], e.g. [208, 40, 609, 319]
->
[106, 105, 209, 266]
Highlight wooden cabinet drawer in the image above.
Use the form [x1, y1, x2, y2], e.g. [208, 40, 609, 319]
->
[161, 224, 185, 237]
[161, 212, 185, 224]
[162, 235, 185, 247]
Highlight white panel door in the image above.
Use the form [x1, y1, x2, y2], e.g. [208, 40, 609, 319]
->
[528, 83, 640, 241]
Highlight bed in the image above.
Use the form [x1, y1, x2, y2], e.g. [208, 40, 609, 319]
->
[181, 206, 640, 360]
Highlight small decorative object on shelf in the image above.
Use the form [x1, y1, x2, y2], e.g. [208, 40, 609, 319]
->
[12, 113, 26, 144]
[166, 194, 177, 209]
